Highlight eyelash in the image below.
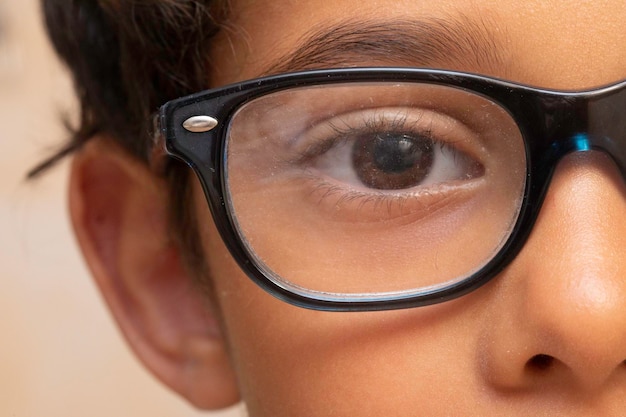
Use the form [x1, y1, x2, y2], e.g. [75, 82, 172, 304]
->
[295, 111, 439, 165]
[305, 175, 435, 211]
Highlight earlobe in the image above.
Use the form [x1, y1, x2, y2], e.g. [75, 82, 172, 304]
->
[68, 137, 240, 409]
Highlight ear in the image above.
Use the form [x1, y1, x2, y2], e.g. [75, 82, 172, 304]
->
[68, 137, 240, 409]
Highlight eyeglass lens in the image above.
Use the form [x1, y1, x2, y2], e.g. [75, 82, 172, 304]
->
[224, 82, 527, 296]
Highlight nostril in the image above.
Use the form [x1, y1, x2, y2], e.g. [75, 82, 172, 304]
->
[527, 354, 555, 371]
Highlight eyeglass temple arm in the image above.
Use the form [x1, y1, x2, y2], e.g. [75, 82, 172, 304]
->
[149, 111, 169, 174]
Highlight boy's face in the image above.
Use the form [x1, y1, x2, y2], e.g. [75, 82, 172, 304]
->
[205, 1, 626, 415]
[71, 0, 626, 415]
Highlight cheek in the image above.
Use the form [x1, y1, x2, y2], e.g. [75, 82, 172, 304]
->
[191, 178, 489, 416]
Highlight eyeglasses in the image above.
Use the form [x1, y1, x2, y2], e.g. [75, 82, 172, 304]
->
[152, 67, 626, 311]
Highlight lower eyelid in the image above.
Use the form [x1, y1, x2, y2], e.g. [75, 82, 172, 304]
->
[299, 173, 486, 225]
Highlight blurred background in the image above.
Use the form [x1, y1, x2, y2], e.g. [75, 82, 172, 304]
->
[0, 1, 241, 415]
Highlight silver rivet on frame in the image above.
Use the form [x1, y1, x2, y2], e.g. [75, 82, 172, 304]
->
[182, 115, 219, 133]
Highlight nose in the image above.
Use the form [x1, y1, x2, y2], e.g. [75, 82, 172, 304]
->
[481, 151, 626, 393]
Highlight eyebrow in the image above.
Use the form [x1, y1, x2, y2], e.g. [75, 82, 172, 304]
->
[263, 15, 509, 76]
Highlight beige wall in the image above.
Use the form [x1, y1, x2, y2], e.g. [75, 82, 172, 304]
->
[0, 1, 241, 415]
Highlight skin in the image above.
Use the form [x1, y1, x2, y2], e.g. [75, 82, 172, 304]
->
[69, 0, 626, 415]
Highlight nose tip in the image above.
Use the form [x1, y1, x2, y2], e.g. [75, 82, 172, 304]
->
[481, 151, 626, 393]
[517, 277, 626, 391]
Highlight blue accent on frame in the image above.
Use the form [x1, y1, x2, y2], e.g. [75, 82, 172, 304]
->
[572, 133, 591, 151]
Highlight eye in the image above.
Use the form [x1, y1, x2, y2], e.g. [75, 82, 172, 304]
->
[303, 109, 484, 194]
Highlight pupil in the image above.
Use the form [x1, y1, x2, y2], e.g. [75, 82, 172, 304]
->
[373, 133, 426, 173]
[352, 132, 435, 190]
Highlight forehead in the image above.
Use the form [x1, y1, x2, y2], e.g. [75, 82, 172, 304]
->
[210, 0, 626, 89]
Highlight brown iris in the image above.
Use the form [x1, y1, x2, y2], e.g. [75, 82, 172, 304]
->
[351, 132, 435, 190]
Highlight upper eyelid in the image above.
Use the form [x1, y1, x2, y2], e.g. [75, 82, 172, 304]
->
[293, 110, 423, 164]
[294, 107, 487, 163]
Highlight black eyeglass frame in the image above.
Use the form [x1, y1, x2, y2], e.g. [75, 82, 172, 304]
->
[152, 67, 626, 312]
